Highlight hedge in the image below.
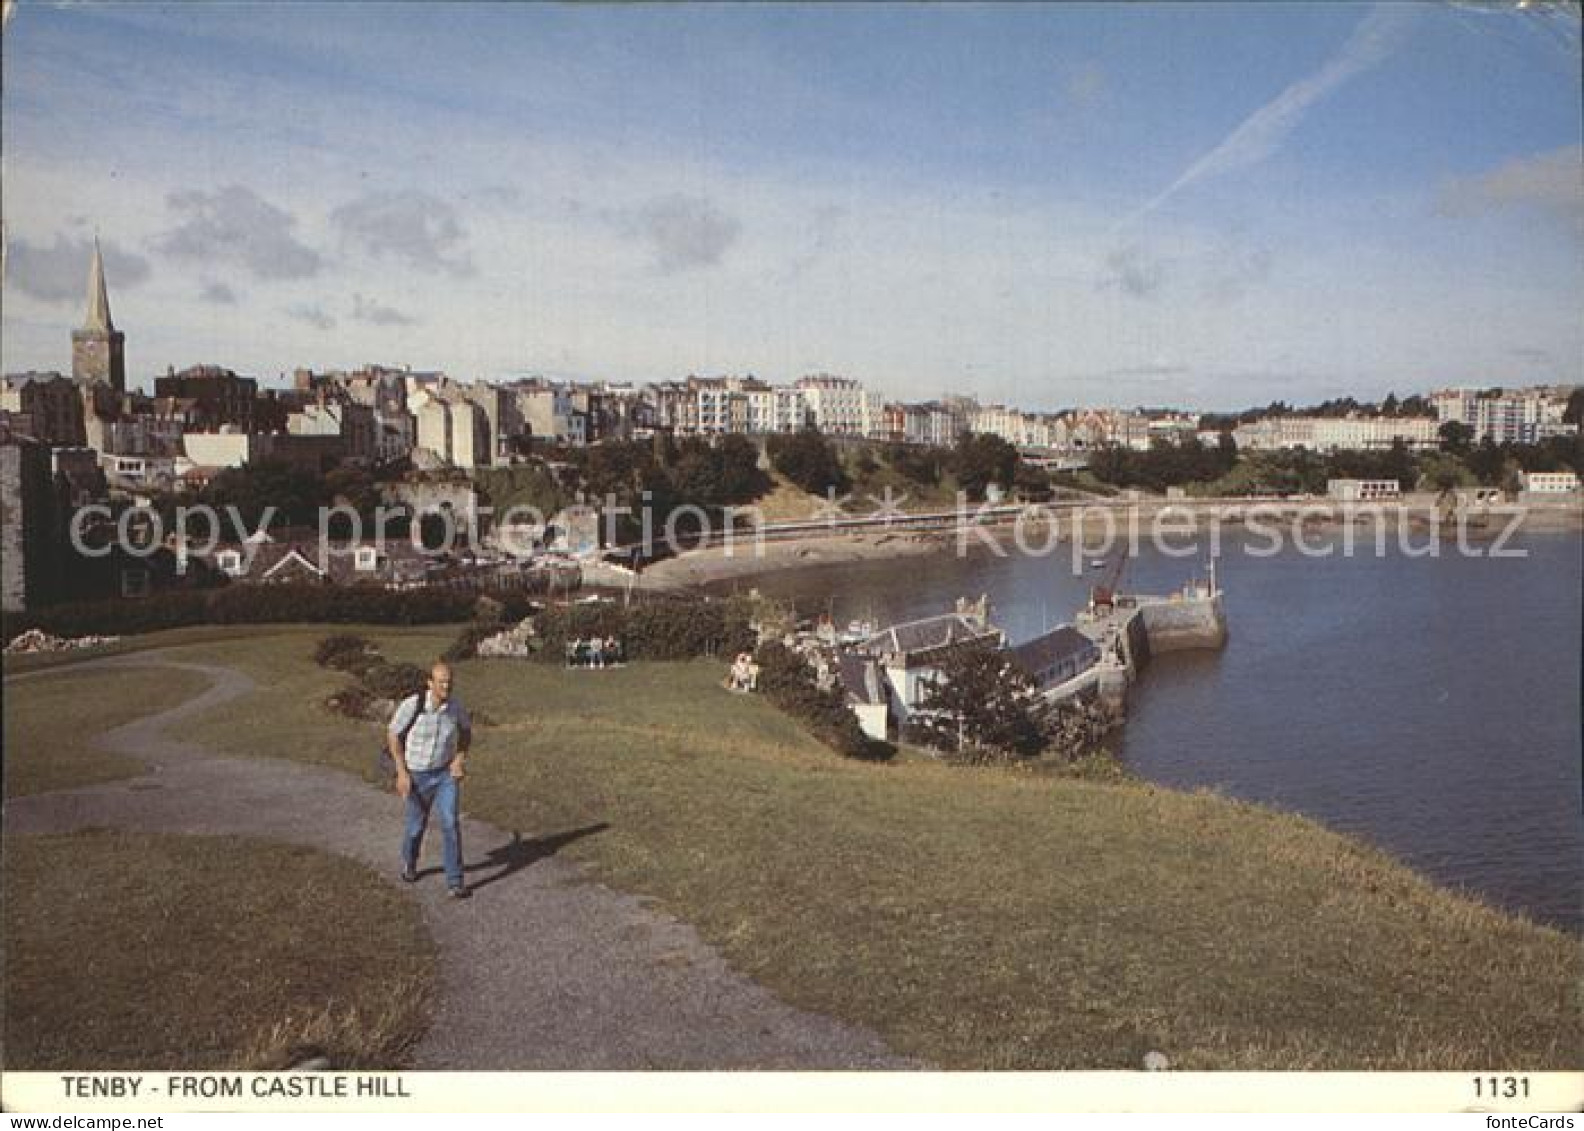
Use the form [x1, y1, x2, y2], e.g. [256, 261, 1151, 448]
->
[531, 594, 757, 662]
[2, 584, 499, 646]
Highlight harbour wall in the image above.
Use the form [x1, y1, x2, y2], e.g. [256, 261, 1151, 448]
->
[1137, 594, 1228, 653]
[1093, 592, 1226, 713]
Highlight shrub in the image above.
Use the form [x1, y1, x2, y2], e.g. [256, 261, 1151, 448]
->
[1042, 701, 1120, 762]
[442, 624, 498, 663]
[493, 592, 541, 623]
[766, 427, 850, 496]
[324, 685, 377, 721]
[314, 634, 375, 670]
[3, 582, 549, 649]
[911, 643, 1045, 759]
[532, 595, 755, 663]
[3, 592, 211, 643]
[473, 595, 505, 627]
[753, 640, 893, 762]
[361, 662, 428, 700]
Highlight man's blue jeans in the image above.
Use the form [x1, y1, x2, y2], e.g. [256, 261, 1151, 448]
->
[402, 767, 463, 889]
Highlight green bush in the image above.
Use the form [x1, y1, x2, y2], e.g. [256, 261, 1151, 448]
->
[324, 685, 377, 721]
[3, 592, 211, 643]
[532, 594, 756, 663]
[314, 634, 375, 670]
[3, 584, 493, 647]
[766, 427, 850, 496]
[754, 640, 893, 762]
[442, 624, 499, 663]
[361, 662, 428, 700]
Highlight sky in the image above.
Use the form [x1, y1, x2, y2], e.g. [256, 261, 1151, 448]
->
[2, 1, 1580, 411]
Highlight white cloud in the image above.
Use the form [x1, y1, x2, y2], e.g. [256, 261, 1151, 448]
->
[287, 304, 335, 331]
[330, 191, 475, 277]
[615, 194, 743, 274]
[6, 234, 151, 305]
[351, 294, 415, 326]
[1438, 145, 1583, 232]
[156, 185, 322, 280]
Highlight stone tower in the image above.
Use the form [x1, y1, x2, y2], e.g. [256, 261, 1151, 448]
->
[70, 239, 125, 394]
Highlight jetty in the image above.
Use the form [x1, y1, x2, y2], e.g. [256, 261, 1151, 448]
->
[817, 562, 1226, 740]
[1073, 558, 1227, 713]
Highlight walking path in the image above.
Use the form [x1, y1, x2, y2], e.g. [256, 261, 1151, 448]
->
[5, 656, 913, 1069]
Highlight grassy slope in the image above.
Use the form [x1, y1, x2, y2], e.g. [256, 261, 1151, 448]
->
[142, 625, 1584, 1071]
[750, 464, 964, 524]
[3, 830, 434, 1069]
[3, 665, 212, 797]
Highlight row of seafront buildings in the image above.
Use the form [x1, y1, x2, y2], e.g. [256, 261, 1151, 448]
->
[1229, 389, 1578, 453]
[4, 247, 1580, 498]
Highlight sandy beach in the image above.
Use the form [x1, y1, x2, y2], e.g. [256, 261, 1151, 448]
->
[617, 494, 1583, 590]
[628, 528, 958, 589]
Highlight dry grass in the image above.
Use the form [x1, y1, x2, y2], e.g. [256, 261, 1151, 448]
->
[230, 974, 432, 1070]
[65, 626, 1584, 1069]
[752, 474, 826, 522]
[3, 830, 434, 1070]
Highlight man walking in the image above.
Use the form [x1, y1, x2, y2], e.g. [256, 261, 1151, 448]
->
[388, 662, 472, 899]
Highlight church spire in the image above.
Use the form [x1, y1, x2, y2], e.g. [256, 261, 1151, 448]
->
[72, 235, 126, 394]
[83, 236, 114, 333]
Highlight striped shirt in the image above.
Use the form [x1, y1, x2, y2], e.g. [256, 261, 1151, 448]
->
[388, 691, 471, 773]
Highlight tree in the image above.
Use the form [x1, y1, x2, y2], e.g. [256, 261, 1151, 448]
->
[1013, 462, 1053, 502]
[1563, 388, 1584, 427]
[712, 434, 771, 504]
[323, 466, 382, 538]
[1215, 431, 1238, 474]
[885, 443, 945, 486]
[199, 460, 328, 530]
[766, 427, 850, 495]
[1438, 421, 1474, 455]
[1417, 452, 1475, 494]
[952, 432, 1019, 501]
[1382, 438, 1417, 491]
[912, 643, 1045, 761]
[1467, 437, 1506, 485]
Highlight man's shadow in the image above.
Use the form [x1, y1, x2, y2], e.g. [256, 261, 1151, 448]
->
[458, 823, 611, 892]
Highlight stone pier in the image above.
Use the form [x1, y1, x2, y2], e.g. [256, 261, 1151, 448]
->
[1079, 580, 1227, 714]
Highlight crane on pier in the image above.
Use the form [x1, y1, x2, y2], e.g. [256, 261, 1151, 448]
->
[1090, 550, 1128, 610]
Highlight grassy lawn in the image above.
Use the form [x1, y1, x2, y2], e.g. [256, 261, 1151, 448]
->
[75, 626, 1584, 1069]
[3, 829, 434, 1069]
[3, 665, 212, 798]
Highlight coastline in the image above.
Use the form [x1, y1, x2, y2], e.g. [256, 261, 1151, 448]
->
[628, 494, 1584, 589]
[619, 527, 959, 590]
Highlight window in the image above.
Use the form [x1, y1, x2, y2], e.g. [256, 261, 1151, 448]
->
[217, 550, 242, 575]
[120, 568, 150, 598]
[355, 547, 378, 571]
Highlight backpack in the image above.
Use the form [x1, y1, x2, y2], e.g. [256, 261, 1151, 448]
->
[376, 693, 423, 787]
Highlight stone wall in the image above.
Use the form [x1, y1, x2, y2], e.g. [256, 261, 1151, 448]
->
[1138, 595, 1227, 653]
[1, 437, 55, 612]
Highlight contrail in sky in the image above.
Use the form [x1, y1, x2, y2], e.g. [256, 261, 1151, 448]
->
[1115, 4, 1417, 233]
